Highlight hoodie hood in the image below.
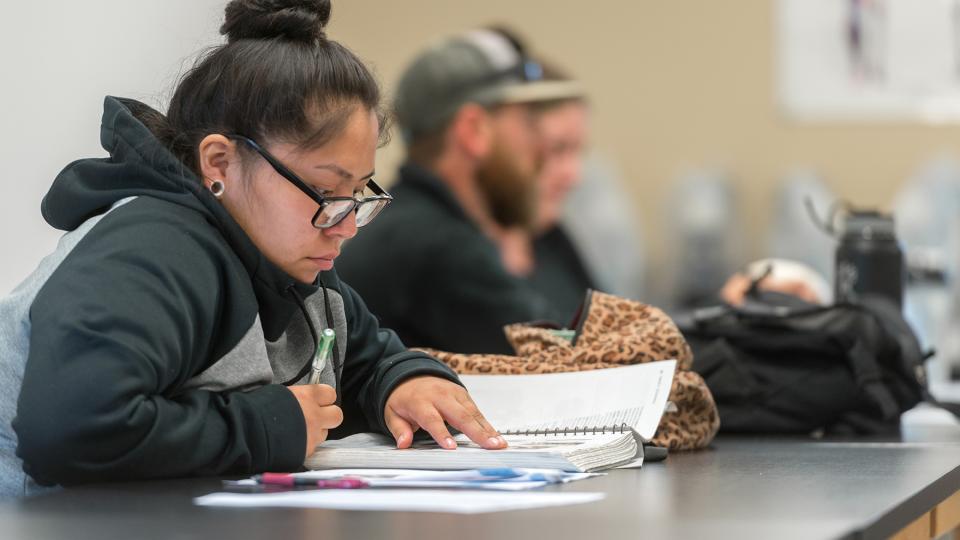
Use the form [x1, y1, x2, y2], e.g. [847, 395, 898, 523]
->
[43, 96, 207, 232]
[42, 96, 318, 338]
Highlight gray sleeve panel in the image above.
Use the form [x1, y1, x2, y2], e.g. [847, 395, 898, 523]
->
[181, 315, 274, 393]
[0, 197, 136, 498]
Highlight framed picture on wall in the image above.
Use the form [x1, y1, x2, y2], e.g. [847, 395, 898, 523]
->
[778, 0, 960, 123]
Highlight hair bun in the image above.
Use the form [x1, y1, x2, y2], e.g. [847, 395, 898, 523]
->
[221, 0, 331, 44]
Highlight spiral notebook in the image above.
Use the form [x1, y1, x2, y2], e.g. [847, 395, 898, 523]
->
[305, 361, 675, 473]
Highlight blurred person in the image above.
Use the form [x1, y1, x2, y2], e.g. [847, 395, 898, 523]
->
[766, 169, 837, 283]
[337, 28, 585, 354]
[560, 154, 649, 301]
[497, 59, 599, 317]
[516, 57, 648, 310]
[337, 27, 818, 355]
[0, 0, 506, 499]
[667, 170, 831, 309]
[661, 170, 745, 309]
[893, 156, 960, 384]
[719, 258, 829, 307]
[714, 170, 839, 308]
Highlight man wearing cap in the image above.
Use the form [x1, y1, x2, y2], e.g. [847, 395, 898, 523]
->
[337, 29, 585, 354]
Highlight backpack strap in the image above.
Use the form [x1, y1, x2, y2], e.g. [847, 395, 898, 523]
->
[846, 338, 900, 420]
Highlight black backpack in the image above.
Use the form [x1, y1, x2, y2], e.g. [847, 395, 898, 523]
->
[677, 292, 932, 435]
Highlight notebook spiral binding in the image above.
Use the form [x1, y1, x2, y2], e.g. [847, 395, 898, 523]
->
[500, 423, 631, 437]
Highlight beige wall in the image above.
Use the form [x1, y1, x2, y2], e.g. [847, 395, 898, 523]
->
[332, 0, 960, 265]
[3, 1, 954, 295]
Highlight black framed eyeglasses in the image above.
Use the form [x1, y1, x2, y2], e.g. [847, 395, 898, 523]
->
[227, 134, 392, 229]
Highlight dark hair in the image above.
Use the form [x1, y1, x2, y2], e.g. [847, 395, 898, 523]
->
[143, 0, 387, 175]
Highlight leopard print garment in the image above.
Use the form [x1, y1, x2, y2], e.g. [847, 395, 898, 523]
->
[421, 291, 720, 450]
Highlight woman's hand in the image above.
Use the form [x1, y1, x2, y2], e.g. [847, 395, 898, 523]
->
[288, 384, 344, 458]
[384, 376, 507, 450]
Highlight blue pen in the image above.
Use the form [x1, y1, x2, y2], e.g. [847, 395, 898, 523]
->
[397, 468, 524, 482]
[473, 468, 524, 478]
[524, 472, 567, 483]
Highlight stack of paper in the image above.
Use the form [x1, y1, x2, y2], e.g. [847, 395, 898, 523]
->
[306, 431, 640, 472]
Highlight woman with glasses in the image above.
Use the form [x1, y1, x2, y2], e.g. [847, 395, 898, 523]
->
[0, 0, 505, 498]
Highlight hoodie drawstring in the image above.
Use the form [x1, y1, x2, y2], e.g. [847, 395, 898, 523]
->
[316, 277, 343, 407]
[284, 281, 343, 406]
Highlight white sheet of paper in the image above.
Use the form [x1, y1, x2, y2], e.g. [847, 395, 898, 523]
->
[460, 360, 676, 440]
[225, 478, 555, 491]
[194, 489, 605, 513]
[226, 469, 601, 491]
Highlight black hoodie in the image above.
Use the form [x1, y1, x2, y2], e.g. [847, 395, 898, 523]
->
[2, 97, 459, 492]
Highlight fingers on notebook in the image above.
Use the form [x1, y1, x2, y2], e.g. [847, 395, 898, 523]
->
[456, 392, 502, 441]
[441, 395, 507, 450]
[381, 376, 505, 450]
[384, 409, 416, 449]
[385, 405, 457, 450]
[412, 407, 458, 450]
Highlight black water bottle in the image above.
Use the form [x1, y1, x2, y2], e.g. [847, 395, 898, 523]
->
[834, 210, 904, 309]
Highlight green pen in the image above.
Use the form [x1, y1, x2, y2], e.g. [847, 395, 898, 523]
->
[308, 328, 336, 385]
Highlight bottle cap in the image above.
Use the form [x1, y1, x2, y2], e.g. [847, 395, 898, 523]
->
[841, 211, 896, 240]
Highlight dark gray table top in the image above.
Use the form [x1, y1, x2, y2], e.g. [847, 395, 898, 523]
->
[2, 437, 959, 540]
